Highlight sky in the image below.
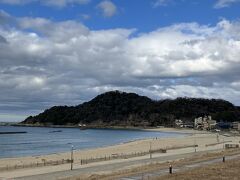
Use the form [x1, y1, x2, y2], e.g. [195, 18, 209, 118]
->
[0, 0, 240, 122]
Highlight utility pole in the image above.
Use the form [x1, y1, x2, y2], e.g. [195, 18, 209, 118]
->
[149, 141, 152, 159]
[194, 130, 196, 153]
[223, 136, 225, 150]
[71, 145, 74, 170]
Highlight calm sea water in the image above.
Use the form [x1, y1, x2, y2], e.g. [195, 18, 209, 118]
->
[0, 126, 185, 158]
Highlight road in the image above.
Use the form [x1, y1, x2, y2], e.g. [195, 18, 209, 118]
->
[119, 153, 240, 180]
[13, 149, 239, 180]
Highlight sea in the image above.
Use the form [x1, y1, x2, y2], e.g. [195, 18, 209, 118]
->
[0, 126, 185, 158]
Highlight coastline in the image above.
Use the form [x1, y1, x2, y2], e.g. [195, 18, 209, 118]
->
[0, 127, 188, 159]
[10, 123, 199, 134]
[13, 122, 161, 129]
[144, 127, 209, 134]
[13, 123, 151, 129]
[0, 128, 223, 165]
[0, 128, 239, 179]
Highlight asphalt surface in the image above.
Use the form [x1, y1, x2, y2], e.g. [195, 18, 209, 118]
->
[14, 149, 240, 180]
[119, 154, 240, 180]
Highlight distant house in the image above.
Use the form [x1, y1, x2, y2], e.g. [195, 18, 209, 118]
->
[182, 123, 194, 128]
[175, 119, 193, 128]
[208, 120, 217, 130]
[175, 119, 194, 128]
[194, 116, 216, 130]
[232, 122, 240, 131]
[175, 119, 183, 127]
[194, 117, 203, 129]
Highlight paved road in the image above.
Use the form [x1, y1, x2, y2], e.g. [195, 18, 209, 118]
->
[15, 149, 235, 180]
[119, 154, 240, 180]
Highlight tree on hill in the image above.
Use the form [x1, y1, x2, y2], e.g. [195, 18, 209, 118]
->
[22, 91, 240, 126]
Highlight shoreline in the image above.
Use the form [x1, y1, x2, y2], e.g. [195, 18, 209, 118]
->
[0, 128, 210, 162]
[6, 123, 236, 136]
[10, 123, 178, 131]
[5, 123, 219, 136]
[0, 127, 236, 163]
[0, 127, 189, 159]
[6, 124, 203, 136]
[0, 128, 239, 179]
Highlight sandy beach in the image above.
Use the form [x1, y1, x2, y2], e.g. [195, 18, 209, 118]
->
[0, 128, 239, 179]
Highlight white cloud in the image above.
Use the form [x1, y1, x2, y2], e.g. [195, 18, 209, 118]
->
[1, 13, 240, 121]
[42, 0, 90, 8]
[0, 0, 34, 5]
[0, 0, 90, 7]
[153, 0, 173, 7]
[81, 14, 91, 20]
[214, 0, 240, 8]
[97, 0, 117, 17]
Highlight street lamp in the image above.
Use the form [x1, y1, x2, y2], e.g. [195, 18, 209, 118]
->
[149, 141, 152, 159]
[71, 145, 74, 170]
[194, 130, 197, 153]
[223, 136, 225, 150]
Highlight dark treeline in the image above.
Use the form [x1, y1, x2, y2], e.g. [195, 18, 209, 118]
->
[22, 91, 240, 126]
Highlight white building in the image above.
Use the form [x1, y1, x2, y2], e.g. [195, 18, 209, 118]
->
[194, 117, 203, 128]
[194, 116, 216, 130]
[232, 122, 240, 131]
[175, 119, 183, 127]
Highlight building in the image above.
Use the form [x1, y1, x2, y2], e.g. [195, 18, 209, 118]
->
[207, 120, 217, 130]
[175, 119, 183, 127]
[175, 120, 193, 128]
[194, 116, 216, 130]
[194, 117, 203, 129]
[232, 122, 240, 131]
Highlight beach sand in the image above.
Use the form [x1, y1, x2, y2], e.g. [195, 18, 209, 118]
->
[0, 128, 239, 179]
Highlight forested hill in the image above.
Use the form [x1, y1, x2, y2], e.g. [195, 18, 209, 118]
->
[22, 91, 240, 127]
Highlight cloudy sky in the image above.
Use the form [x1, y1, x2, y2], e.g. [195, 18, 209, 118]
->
[0, 0, 240, 122]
